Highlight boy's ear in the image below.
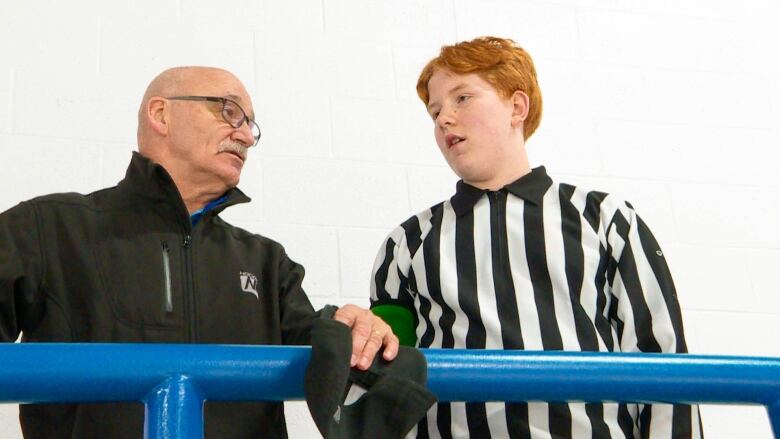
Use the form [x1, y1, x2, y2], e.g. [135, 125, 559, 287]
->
[510, 90, 530, 127]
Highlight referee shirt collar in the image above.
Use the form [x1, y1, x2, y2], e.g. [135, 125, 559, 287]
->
[451, 166, 552, 216]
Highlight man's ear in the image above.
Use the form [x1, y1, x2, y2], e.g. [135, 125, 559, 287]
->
[146, 97, 170, 136]
[510, 90, 530, 128]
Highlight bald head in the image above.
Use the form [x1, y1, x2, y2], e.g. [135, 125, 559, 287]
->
[136, 66, 246, 150]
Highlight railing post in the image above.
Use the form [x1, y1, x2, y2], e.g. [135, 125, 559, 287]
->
[143, 374, 204, 439]
[769, 400, 780, 439]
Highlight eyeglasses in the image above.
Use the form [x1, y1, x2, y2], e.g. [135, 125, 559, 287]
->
[166, 96, 261, 146]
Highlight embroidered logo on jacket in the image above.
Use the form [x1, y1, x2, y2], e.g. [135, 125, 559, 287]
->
[239, 271, 259, 298]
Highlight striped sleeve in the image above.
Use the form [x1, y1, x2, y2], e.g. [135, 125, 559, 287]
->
[606, 200, 703, 439]
[370, 212, 428, 310]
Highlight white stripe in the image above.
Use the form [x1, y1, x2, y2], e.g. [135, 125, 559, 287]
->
[569, 187, 609, 352]
[473, 197, 503, 350]
[647, 404, 673, 439]
[440, 203, 468, 349]
[528, 402, 552, 439]
[603, 403, 630, 439]
[568, 402, 594, 439]
[541, 184, 580, 351]
[485, 402, 510, 439]
[505, 195, 544, 350]
[623, 206, 678, 352]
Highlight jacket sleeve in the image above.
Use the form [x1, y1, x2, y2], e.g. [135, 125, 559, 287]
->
[0, 201, 44, 342]
[607, 202, 703, 439]
[277, 249, 318, 345]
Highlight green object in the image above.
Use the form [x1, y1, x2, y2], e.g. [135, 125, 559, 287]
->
[372, 305, 417, 347]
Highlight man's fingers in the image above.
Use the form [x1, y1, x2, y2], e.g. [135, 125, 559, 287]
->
[334, 304, 399, 369]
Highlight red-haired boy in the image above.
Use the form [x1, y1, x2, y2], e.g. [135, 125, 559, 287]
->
[370, 37, 702, 439]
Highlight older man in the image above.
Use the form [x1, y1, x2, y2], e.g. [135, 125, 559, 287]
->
[0, 66, 397, 438]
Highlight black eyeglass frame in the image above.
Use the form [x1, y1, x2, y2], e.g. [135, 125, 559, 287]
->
[166, 95, 261, 146]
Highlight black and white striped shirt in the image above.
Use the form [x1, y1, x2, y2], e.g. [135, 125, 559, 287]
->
[370, 166, 702, 439]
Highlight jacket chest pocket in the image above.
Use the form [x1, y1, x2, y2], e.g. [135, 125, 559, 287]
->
[93, 224, 185, 328]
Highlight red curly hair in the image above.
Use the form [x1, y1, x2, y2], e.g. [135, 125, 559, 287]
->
[417, 36, 543, 139]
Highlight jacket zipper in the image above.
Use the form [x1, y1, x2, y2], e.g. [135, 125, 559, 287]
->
[161, 241, 173, 313]
[183, 233, 195, 342]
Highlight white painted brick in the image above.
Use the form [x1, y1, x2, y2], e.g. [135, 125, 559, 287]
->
[255, 33, 396, 101]
[0, 3, 99, 72]
[744, 250, 780, 315]
[0, 134, 103, 212]
[699, 405, 774, 439]
[99, 145, 136, 188]
[0, 69, 10, 134]
[323, 0, 456, 45]
[393, 44, 444, 103]
[180, 0, 264, 23]
[662, 245, 755, 313]
[262, 157, 409, 229]
[338, 227, 393, 301]
[228, 221, 340, 298]
[255, 93, 332, 158]
[671, 183, 780, 248]
[578, 10, 746, 73]
[100, 17, 255, 94]
[407, 165, 460, 214]
[96, 0, 178, 18]
[331, 97, 440, 165]
[644, 70, 774, 128]
[539, 60, 649, 121]
[685, 310, 780, 356]
[454, 0, 579, 60]
[14, 68, 139, 144]
[529, 114, 604, 177]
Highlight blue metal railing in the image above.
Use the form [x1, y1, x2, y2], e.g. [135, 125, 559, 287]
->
[0, 344, 778, 438]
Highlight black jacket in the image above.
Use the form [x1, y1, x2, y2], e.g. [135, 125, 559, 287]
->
[0, 152, 317, 438]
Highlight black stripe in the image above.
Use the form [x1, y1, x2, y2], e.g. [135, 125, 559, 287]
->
[585, 403, 612, 438]
[423, 206, 456, 348]
[616, 404, 634, 438]
[639, 405, 651, 439]
[490, 192, 524, 350]
[523, 198, 564, 350]
[417, 417, 430, 439]
[671, 404, 694, 438]
[506, 402, 531, 439]
[594, 245, 615, 351]
[559, 186, 599, 352]
[402, 213, 424, 257]
[436, 403, 454, 439]
[455, 210, 486, 349]
[373, 237, 396, 303]
[584, 191, 608, 233]
[549, 402, 573, 439]
[612, 213, 662, 353]
[636, 216, 688, 353]
[465, 403, 491, 438]
[407, 269, 422, 335]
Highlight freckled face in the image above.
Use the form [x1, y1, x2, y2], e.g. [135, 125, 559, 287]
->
[426, 69, 518, 186]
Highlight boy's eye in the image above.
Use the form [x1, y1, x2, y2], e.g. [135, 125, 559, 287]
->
[456, 95, 470, 103]
[431, 111, 440, 120]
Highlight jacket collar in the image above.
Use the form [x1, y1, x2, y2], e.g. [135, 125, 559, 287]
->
[450, 166, 552, 216]
[119, 151, 251, 217]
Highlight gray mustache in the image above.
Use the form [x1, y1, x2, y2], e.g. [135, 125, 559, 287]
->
[219, 142, 248, 160]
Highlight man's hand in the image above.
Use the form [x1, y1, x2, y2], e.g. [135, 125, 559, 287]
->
[333, 304, 399, 370]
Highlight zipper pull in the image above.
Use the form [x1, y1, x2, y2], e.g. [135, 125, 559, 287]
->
[161, 241, 173, 313]
[183, 234, 192, 248]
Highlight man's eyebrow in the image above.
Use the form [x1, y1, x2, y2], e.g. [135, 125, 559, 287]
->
[225, 94, 255, 120]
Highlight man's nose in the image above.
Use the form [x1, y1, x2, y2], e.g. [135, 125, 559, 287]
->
[232, 121, 256, 147]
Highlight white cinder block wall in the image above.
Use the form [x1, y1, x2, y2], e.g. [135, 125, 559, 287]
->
[1, 1, 779, 437]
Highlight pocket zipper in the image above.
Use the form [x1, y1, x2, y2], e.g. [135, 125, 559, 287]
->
[161, 241, 173, 313]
